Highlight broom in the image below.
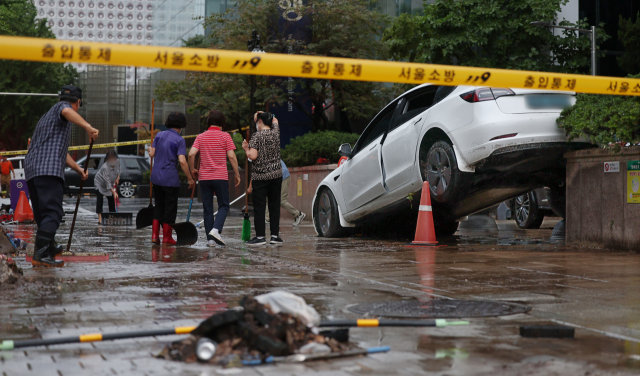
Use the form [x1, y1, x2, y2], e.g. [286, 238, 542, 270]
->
[241, 126, 251, 241]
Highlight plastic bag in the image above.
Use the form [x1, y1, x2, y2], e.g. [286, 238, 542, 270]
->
[255, 290, 320, 327]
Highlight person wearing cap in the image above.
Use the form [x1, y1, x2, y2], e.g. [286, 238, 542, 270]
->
[24, 85, 99, 267]
[148, 112, 195, 244]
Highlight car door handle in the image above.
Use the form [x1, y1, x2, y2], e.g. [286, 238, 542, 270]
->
[369, 144, 377, 151]
[414, 118, 422, 125]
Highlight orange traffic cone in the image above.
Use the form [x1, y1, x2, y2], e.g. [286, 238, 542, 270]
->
[411, 181, 438, 246]
[14, 191, 34, 223]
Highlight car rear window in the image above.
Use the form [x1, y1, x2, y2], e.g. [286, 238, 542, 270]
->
[433, 85, 457, 104]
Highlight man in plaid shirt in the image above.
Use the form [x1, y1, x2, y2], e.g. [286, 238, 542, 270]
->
[25, 85, 99, 267]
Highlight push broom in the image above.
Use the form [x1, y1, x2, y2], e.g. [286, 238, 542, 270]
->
[65, 139, 94, 255]
[241, 126, 251, 241]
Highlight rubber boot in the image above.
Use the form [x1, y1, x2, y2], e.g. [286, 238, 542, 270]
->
[162, 223, 176, 245]
[151, 220, 160, 244]
[32, 229, 64, 267]
[51, 241, 64, 257]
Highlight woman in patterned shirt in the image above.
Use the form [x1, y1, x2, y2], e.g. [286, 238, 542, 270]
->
[242, 112, 284, 246]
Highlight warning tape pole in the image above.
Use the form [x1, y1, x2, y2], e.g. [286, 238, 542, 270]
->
[0, 128, 249, 157]
[0, 36, 639, 96]
[0, 319, 468, 350]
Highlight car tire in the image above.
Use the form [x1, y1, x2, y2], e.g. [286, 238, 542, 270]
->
[512, 192, 544, 229]
[421, 140, 460, 204]
[119, 181, 135, 198]
[314, 188, 345, 238]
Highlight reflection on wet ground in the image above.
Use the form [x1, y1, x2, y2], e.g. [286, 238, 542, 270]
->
[1, 198, 640, 375]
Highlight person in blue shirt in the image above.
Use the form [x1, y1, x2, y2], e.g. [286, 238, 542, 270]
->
[148, 112, 195, 244]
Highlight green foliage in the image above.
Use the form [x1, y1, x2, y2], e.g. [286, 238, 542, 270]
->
[0, 0, 78, 150]
[281, 131, 360, 167]
[383, 0, 608, 74]
[618, 13, 640, 75]
[557, 74, 640, 146]
[228, 132, 246, 170]
[142, 169, 150, 183]
[155, 0, 401, 134]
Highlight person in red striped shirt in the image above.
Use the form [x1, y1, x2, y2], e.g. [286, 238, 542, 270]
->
[188, 110, 241, 246]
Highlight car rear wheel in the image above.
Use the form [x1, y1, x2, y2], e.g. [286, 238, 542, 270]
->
[512, 192, 544, 229]
[314, 188, 344, 238]
[119, 181, 135, 198]
[422, 140, 460, 204]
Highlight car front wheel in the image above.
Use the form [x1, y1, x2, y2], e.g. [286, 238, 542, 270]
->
[314, 188, 344, 238]
[512, 192, 544, 229]
[421, 140, 460, 204]
[118, 181, 135, 198]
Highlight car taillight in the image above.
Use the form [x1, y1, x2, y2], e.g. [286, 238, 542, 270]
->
[460, 88, 515, 102]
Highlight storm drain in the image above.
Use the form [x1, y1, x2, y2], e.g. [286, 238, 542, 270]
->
[349, 299, 530, 318]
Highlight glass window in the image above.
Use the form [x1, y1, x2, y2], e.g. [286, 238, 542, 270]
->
[121, 158, 139, 169]
[392, 88, 437, 130]
[79, 157, 101, 169]
[10, 160, 21, 169]
[356, 107, 395, 153]
[137, 158, 150, 171]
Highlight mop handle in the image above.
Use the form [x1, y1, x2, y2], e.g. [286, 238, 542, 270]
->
[195, 193, 246, 227]
[67, 139, 94, 252]
[185, 157, 199, 222]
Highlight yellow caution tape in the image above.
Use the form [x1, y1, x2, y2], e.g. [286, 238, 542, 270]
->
[174, 326, 197, 335]
[356, 319, 380, 327]
[1, 36, 639, 96]
[0, 127, 248, 156]
[79, 333, 103, 342]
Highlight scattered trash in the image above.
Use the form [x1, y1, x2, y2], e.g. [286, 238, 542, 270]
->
[298, 342, 331, 355]
[255, 290, 320, 326]
[156, 294, 349, 365]
[0, 254, 22, 284]
[519, 325, 575, 338]
[196, 337, 218, 361]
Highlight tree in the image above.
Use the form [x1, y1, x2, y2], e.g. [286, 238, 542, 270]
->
[155, 0, 401, 133]
[618, 13, 640, 75]
[383, 0, 608, 74]
[557, 74, 640, 146]
[0, 0, 78, 150]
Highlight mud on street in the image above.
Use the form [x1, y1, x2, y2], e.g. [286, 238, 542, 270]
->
[2, 197, 640, 376]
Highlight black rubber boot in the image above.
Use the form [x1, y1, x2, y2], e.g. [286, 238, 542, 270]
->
[32, 229, 64, 267]
[51, 241, 64, 257]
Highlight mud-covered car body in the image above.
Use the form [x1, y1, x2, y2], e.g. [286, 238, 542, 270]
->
[312, 84, 592, 237]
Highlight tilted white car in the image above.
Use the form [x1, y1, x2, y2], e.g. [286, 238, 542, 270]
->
[312, 84, 591, 237]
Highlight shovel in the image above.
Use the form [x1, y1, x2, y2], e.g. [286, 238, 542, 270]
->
[136, 99, 155, 229]
[170, 158, 198, 246]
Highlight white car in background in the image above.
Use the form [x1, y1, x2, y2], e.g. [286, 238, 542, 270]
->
[8, 156, 25, 180]
[312, 84, 592, 237]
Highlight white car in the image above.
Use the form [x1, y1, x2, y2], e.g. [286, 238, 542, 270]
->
[7, 156, 25, 180]
[312, 84, 591, 237]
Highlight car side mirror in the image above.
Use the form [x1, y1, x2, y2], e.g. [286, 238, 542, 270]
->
[338, 143, 353, 158]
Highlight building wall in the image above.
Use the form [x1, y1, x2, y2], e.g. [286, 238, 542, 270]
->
[566, 147, 640, 250]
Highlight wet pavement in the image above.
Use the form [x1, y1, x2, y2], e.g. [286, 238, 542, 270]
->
[2, 197, 640, 375]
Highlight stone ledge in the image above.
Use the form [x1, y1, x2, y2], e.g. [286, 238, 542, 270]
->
[565, 146, 640, 161]
[288, 164, 338, 173]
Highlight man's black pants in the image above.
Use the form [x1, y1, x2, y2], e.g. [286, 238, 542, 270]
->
[27, 176, 64, 233]
[252, 177, 282, 237]
[153, 184, 179, 224]
[96, 192, 116, 214]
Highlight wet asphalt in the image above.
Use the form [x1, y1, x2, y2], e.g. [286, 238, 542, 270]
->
[1, 197, 640, 375]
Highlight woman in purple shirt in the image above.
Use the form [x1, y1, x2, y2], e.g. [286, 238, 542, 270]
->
[148, 112, 195, 244]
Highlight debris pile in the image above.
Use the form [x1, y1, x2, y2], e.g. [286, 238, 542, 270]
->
[157, 295, 347, 365]
[0, 254, 22, 284]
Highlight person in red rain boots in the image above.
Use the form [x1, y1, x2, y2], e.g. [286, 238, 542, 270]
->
[147, 112, 195, 244]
